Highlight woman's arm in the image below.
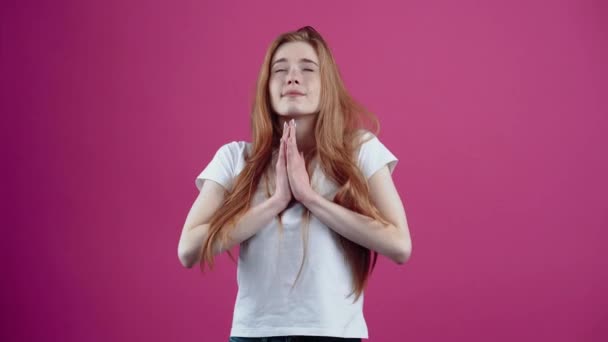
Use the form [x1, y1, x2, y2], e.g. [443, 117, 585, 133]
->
[301, 165, 412, 264]
[178, 179, 285, 268]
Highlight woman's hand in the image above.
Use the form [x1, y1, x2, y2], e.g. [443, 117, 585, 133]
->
[285, 119, 315, 204]
[271, 121, 293, 210]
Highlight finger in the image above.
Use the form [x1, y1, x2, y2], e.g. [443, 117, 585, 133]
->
[279, 122, 289, 162]
[286, 133, 296, 164]
[282, 121, 288, 139]
[286, 133, 291, 157]
[289, 119, 294, 141]
[278, 137, 284, 162]
[286, 128, 296, 157]
[283, 137, 289, 162]
[289, 120, 298, 148]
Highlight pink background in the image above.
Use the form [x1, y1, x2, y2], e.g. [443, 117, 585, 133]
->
[3, 0, 607, 341]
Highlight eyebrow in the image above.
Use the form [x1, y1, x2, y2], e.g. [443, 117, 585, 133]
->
[271, 58, 319, 67]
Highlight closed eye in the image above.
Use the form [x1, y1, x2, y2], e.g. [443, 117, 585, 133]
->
[273, 68, 315, 73]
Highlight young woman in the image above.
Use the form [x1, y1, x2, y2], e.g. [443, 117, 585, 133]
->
[178, 26, 412, 342]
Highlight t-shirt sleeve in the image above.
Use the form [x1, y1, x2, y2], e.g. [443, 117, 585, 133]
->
[194, 142, 237, 192]
[357, 132, 399, 180]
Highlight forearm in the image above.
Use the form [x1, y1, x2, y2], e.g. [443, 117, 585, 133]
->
[217, 196, 286, 251]
[179, 223, 210, 268]
[302, 193, 411, 264]
[179, 196, 285, 268]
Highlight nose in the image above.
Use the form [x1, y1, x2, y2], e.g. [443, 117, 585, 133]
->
[286, 67, 300, 85]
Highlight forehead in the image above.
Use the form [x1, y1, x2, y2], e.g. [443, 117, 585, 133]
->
[272, 41, 319, 64]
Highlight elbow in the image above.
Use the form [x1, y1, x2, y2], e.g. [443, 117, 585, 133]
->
[179, 242, 222, 269]
[394, 248, 411, 265]
[393, 238, 412, 265]
[178, 248, 196, 269]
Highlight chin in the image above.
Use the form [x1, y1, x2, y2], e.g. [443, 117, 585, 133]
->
[279, 107, 306, 115]
[273, 104, 319, 116]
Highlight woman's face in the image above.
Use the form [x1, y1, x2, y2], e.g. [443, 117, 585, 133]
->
[269, 41, 321, 117]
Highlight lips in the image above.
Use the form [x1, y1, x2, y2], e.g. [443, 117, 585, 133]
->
[283, 90, 305, 96]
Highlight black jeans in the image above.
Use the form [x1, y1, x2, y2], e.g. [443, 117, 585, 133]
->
[229, 336, 362, 342]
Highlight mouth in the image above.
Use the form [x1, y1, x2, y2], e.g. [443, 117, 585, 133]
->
[282, 90, 306, 97]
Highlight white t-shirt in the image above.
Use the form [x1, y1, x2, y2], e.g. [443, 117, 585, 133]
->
[195, 130, 398, 339]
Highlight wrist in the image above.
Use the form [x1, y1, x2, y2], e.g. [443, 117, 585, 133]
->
[300, 191, 321, 209]
[268, 195, 288, 214]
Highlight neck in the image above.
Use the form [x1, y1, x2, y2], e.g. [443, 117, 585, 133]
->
[278, 114, 317, 155]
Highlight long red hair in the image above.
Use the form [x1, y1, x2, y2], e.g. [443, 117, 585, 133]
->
[199, 26, 391, 302]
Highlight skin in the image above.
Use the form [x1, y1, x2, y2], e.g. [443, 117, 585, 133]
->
[279, 116, 411, 264]
[269, 41, 320, 156]
[269, 41, 320, 207]
[178, 41, 411, 267]
[269, 42, 411, 264]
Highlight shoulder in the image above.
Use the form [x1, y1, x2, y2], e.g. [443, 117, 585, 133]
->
[354, 129, 398, 180]
[354, 129, 381, 155]
[202, 139, 252, 176]
[356, 129, 377, 145]
[215, 140, 251, 160]
[195, 140, 251, 192]
[218, 140, 250, 152]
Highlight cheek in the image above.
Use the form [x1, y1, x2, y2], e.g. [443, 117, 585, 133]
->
[269, 81, 280, 99]
[311, 85, 321, 101]
[310, 78, 321, 97]
[268, 81, 282, 109]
